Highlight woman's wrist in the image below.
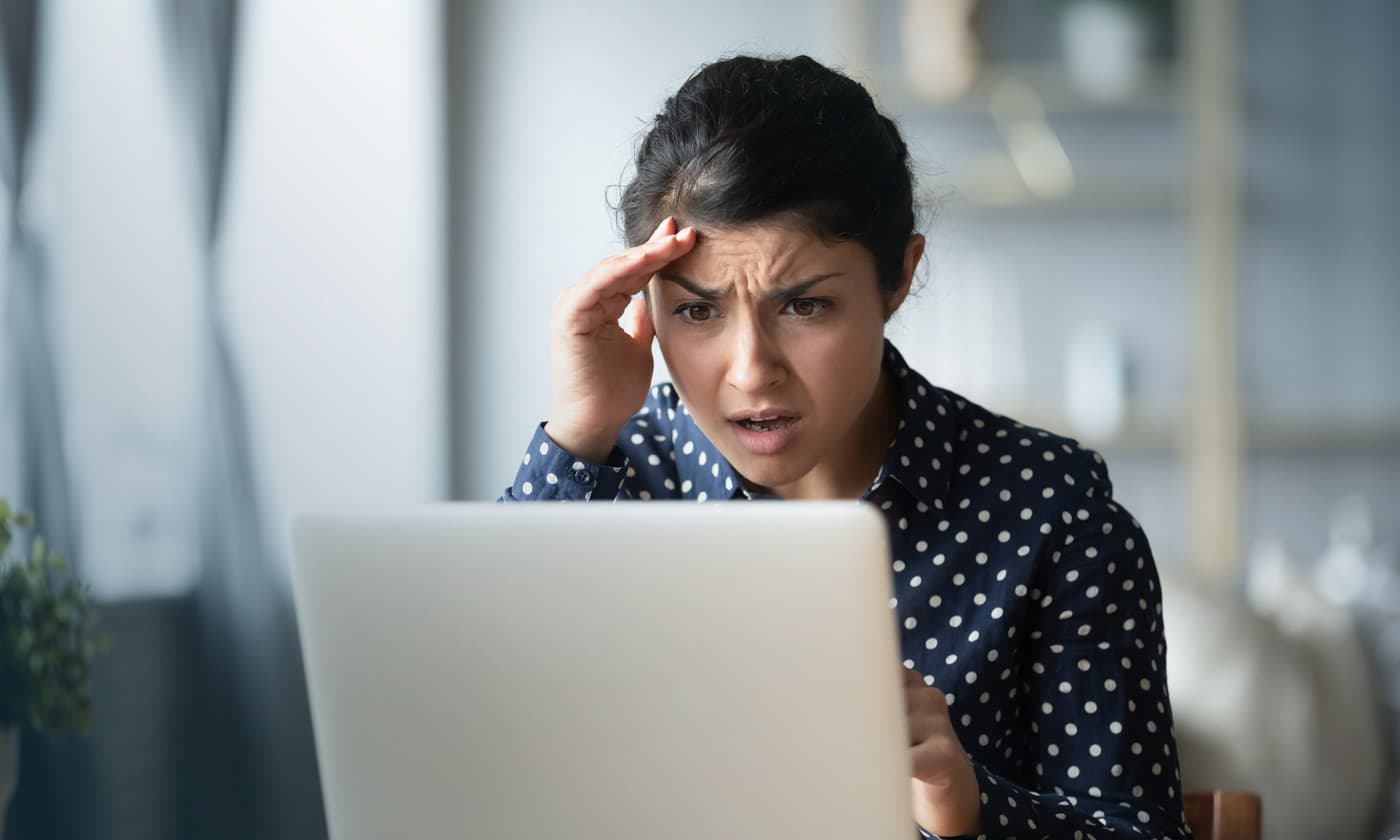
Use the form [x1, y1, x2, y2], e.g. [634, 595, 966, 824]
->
[542, 419, 618, 464]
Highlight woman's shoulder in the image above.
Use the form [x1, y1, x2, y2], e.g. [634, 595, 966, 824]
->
[917, 377, 1111, 495]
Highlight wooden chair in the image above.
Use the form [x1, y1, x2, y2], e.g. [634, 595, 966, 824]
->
[1183, 791, 1261, 840]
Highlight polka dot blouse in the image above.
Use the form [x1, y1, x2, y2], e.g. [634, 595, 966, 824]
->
[503, 340, 1191, 840]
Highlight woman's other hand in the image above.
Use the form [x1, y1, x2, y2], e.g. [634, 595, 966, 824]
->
[544, 216, 696, 462]
[904, 666, 983, 836]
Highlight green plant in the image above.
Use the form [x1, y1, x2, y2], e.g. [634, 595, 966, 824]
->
[0, 498, 108, 733]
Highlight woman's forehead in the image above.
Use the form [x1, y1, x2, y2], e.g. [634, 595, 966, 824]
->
[661, 223, 871, 287]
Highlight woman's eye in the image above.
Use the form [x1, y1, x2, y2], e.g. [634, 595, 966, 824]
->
[675, 303, 716, 323]
[783, 298, 828, 318]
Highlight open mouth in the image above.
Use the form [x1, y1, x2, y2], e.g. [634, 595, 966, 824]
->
[728, 411, 804, 456]
[737, 416, 797, 433]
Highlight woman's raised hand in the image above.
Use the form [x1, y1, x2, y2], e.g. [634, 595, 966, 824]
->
[544, 216, 697, 463]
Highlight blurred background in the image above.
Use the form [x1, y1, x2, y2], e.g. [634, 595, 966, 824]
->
[0, 0, 1396, 838]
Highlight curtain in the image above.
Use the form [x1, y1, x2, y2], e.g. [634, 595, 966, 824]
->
[158, 1, 325, 837]
[1, 0, 75, 564]
[1, 2, 85, 837]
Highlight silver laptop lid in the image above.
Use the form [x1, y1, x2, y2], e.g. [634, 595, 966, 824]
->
[291, 502, 912, 840]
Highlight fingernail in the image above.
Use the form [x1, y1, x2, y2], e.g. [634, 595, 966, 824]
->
[653, 216, 674, 236]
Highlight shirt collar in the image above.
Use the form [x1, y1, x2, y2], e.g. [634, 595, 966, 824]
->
[669, 339, 957, 505]
[869, 339, 957, 510]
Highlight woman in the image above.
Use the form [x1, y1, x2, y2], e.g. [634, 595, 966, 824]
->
[502, 55, 1189, 840]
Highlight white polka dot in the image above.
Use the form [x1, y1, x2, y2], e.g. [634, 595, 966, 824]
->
[521, 481, 533, 495]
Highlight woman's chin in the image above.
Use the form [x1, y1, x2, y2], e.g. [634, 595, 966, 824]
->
[724, 452, 812, 496]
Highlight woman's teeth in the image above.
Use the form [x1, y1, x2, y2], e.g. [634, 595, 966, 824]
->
[741, 417, 790, 432]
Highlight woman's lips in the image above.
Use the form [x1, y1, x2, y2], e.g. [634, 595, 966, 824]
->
[729, 416, 803, 456]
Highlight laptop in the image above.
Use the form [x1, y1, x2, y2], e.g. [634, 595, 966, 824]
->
[290, 502, 914, 840]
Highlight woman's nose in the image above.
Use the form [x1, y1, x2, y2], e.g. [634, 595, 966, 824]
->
[725, 319, 787, 393]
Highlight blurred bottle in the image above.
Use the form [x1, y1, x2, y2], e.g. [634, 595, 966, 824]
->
[901, 0, 982, 102]
[1059, 0, 1151, 102]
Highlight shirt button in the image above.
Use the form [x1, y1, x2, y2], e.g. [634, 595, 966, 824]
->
[571, 468, 591, 484]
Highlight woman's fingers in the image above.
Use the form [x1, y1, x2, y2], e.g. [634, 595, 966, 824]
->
[579, 224, 696, 302]
[559, 227, 695, 335]
[904, 667, 952, 747]
[650, 215, 677, 241]
[620, 295, 655, 345]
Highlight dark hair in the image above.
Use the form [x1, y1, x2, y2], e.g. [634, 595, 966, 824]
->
[619, 55, 919, 295]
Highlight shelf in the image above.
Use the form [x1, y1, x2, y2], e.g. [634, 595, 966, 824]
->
[1245, 417, 1400, 455]
[944, 162, 1183, 216]
[1003, 405, 1400, 456]
[867, 62, 1183, 119]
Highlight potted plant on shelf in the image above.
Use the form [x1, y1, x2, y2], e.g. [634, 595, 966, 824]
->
[0, 499, 107, 839]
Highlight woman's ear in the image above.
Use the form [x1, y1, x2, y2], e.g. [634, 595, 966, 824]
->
[884, 233, 924, 321]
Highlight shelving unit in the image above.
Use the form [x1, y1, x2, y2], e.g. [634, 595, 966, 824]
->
[842, 0, 1400, 583]
[838, 0, 1234, 582]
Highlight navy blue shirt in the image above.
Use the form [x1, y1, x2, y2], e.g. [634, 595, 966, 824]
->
[503, 341, 1190, 840]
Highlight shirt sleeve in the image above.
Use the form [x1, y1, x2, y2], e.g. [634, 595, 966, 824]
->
[498, 423, 631, 502]
[499, 384, 690, 502]
[924, 454, 1192, 840]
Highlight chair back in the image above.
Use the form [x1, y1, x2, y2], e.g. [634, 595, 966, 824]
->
[1183, 790, 1261, 840]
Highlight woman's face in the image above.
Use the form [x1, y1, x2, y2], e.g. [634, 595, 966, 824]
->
[648, 221, 921, 499]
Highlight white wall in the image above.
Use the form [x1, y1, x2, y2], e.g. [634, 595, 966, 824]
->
[19, 0, 444, 597]
[453, 0, 847, 499]
[224, 0, 446, 586]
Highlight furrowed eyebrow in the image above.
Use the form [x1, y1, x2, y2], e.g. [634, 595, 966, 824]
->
[656, 272, 844, 301]
[765, 273, 843, 301]
[656, 273, 727, 300]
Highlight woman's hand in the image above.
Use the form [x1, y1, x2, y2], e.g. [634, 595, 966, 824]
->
[904, 667, 982, 836]
[544, 217, 697, 462]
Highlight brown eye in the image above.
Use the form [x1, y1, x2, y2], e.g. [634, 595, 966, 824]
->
[677, 303, 715, 322]
[783, 298, 828, 318]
